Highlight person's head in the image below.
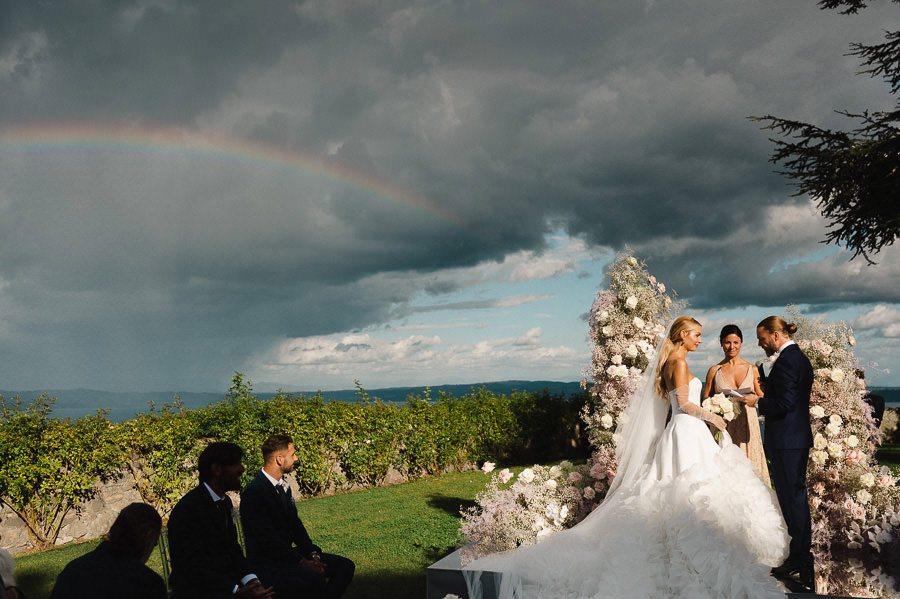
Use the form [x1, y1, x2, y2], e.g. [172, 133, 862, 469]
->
[262, 434, 297, 476]
[107, 503, 162, 563]
[198, 441, 245, 492]
[719, 324, 743, 360]
[756, 316, 798, 355]
[655, 316, 703, 397]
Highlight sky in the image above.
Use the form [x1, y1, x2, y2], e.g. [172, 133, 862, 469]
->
[1, 0, 898, 394]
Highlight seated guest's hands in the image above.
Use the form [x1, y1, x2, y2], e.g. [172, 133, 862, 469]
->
[302, 555, 326, 574]
[236, 578, 275, 598]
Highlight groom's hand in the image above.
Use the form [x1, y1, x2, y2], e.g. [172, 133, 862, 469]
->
[741, 394, 759, 408]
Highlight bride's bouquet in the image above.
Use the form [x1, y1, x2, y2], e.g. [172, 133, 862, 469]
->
[701, 392, 740, 440]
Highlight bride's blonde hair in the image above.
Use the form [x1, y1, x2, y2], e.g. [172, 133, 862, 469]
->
[654, 316, 701, 399]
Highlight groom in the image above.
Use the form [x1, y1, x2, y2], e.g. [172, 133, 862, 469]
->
[741, 316, 814, 590]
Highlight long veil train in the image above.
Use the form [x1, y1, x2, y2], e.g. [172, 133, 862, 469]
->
[462, 319, 789, 599]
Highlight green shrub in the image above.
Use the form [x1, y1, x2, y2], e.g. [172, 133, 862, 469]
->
[0, 394, 121, 548]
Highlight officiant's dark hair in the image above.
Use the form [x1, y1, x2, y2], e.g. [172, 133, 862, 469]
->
[719, 324, 743, 343]
[757, 316, 798, 338]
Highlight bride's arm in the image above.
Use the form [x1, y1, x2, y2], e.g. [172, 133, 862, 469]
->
[672, 360, 727, 430]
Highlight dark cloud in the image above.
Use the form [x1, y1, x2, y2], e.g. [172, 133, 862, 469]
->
[0, 0, 895, 389]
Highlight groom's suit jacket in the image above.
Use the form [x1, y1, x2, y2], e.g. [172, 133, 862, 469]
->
[757, 343, 814, 449]
[240, 470, 321, 566]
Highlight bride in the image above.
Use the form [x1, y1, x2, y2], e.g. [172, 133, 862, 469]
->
[463, 316, 790, 599]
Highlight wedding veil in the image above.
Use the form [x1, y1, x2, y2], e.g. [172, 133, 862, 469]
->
[461, 319, 674, 599]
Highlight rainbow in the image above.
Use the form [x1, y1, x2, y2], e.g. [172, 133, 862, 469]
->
[0, 122, 462, 227]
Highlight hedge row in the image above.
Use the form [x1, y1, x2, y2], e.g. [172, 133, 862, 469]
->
[0, 374, 589, 548]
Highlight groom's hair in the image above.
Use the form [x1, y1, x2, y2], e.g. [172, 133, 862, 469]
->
[757, 316, 798, 338]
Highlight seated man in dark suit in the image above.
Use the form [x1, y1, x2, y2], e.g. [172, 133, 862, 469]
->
[241, 434, 355, 599]
[167, 442, 274, 599]
[51, 502, 166, 599]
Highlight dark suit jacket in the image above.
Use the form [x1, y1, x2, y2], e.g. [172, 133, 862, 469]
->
[167, 484, 254, 598]
[240, 470, 320, 566]
[50, 541, 166, 599]
[757, 343, 814, 449]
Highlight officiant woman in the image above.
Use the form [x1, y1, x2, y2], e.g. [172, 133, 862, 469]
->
[703, 324, 770, 482]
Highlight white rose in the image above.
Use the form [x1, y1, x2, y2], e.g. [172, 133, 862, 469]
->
[544, 479, 558, 490]
[627, 257, 638, 266]
[829, 414, 843, 426]
[848, 335, 856, 347]
[611, 354, 623, 365]
[615, 365, 629, 378]
[860, 472, 876, 487]
[813, 433, 827, 450]
[602, 325, 614, 337]
[810, 405, 826, 418]
[548, 465, 561, 478]
[825, 422, 841, 437]
[846, 435, 859, 448]
[630, 366, 642, 378]
[829, 367, 844, 382]
[856, 489, 872, 505]
[600, 414, 614, 429]
[633, 316, 645, 330]
[827, 442, 843, 458]
[519, 468, 535, 483]
[606, 365, 619, 377]
[599, 310, 610, 322]
[625, 295, 638, 310]
[626, 345, 638, 359]
[811, 450, 828, 466]
[558, 460, 573, 469]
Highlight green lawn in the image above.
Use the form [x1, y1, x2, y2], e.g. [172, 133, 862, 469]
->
[13, 468, 498, 599]
[13, 445, 900, 598]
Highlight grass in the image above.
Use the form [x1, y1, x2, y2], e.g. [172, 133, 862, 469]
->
[12, 468, 499, 599]
[12, 445, 900, 598]
[875, 443, 900, 474]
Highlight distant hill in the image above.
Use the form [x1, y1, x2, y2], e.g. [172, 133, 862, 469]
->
[0, 380, 586, 422]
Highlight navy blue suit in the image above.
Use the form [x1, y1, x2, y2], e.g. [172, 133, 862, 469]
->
[167, 484, 256, 599]
[240, 471, 354, 599]
[756, 343, 814, 566]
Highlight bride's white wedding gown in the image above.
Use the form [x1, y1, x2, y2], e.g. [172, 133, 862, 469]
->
[464, 377, 790, 599]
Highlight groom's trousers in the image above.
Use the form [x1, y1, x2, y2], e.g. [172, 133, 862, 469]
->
[767, 446, 813, 564]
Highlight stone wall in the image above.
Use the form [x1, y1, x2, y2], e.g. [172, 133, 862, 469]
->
[1, 472, 143, 555]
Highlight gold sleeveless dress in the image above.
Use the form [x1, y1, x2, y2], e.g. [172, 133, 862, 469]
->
[712, 366, 770, 484]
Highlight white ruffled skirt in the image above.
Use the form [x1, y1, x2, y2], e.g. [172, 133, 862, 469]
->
[464, 423, 790, 599]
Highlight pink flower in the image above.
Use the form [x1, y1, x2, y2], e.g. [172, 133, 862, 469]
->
[846, 450, 861, 466]
[851, 505, 866, 520]
[590, 463, 606, 479]
[482, 461, 496, 473]
[568, 471, 583, 484]
[498, 468, 513, 484]
[826, 469, 840, 482]
[812, 482, 825, 495]
[606, 471, 616, 485]
[594, 481, 607, 493]
[583, 486, 596, 500]
[878, 474, 894, 488]
[810, 496, 822, 509]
